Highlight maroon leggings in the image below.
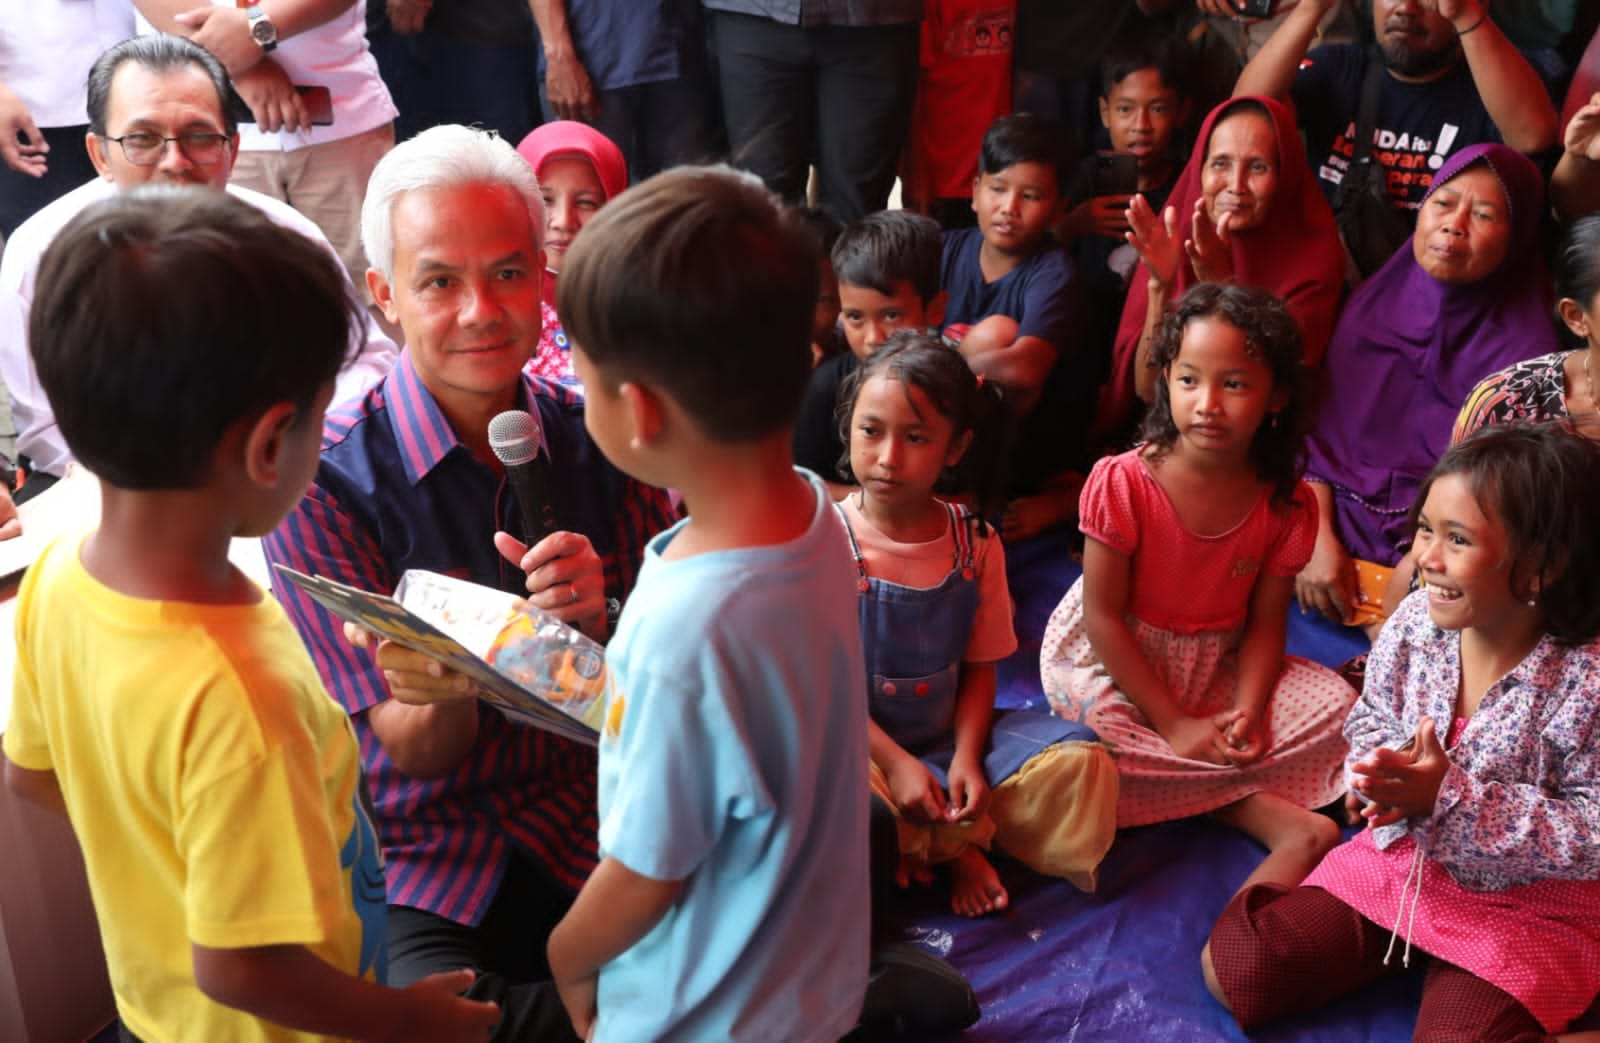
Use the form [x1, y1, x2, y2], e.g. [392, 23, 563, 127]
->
[1207, 883, 1558, 1042]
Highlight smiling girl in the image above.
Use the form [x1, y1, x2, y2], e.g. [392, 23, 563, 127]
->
[1205, 422, 1600, 1041]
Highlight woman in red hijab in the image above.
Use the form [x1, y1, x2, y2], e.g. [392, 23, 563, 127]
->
[1097, 95, 1344, 441]
[515, 121, 629, 383]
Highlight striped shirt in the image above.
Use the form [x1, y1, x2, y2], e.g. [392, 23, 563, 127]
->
[263, 353, 677, 924]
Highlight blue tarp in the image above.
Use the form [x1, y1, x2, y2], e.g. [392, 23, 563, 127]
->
[884, 530, 1417, 1041]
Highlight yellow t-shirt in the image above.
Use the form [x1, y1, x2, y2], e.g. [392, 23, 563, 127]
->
[3, 535, 385, 1043]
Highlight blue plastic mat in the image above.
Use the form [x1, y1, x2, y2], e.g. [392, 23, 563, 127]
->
[886, 530, 1418, 1041]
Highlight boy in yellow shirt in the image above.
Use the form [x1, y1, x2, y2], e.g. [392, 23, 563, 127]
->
[1, 186, 498, 1043]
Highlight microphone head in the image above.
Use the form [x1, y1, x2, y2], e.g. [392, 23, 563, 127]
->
[488, 409, 543, 468]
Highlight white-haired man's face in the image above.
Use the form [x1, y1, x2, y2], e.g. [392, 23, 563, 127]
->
[366, 181, 545, 412]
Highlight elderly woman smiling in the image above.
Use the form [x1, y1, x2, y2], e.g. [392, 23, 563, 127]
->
[1295, 143, 1558, 637]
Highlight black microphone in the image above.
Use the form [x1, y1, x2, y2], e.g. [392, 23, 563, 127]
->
[488, 409, 558, 545]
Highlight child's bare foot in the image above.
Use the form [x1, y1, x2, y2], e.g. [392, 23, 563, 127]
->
[949, 847, 1008, 918]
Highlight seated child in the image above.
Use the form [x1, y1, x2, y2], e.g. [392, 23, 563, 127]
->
[942, 113, 1098, 535]
[1205, 423, 1600, 1041]
[542, 167, 873, 1039]
[798, 205, 847, 366]
[1, 187, 497, 1042]
[1000, 38, 1193, 542]
[1041, 283, 1357, 897]
[1059, 35, 1190, 378]
[839, 330, 1117, 912]
[1059, 35, 1189, 266]
[793, 208, 947, 498]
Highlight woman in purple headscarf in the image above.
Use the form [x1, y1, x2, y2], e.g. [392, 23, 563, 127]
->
[1294, 143, 1557, 638]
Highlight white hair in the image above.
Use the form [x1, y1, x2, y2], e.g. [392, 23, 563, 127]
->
[360, 124, 546, 279]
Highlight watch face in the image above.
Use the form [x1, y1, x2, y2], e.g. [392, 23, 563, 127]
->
[249, 13, 277, 47]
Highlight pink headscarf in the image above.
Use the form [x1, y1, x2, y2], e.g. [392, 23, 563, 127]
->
[515, 121, 627, 202]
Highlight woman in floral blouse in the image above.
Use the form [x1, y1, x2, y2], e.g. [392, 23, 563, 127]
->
[1454, 215, 1600, 445]
[1202, 423, 1600, 1041]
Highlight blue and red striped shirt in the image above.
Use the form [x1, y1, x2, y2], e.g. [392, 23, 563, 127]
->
[263, 354, 677, 924]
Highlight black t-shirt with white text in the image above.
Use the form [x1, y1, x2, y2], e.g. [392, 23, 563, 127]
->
[1291, 44, 1500, 214]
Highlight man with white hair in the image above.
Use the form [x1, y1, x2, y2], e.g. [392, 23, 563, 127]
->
[264, 123, 677, 1042]
[0, 34, 395, 499]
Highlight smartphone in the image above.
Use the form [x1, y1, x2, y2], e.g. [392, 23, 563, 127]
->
[1091, 151, 1139, 198]
[225, 84, 334, 127]
[296, 85, 334, 127]
[1239, 0, 1276, 16]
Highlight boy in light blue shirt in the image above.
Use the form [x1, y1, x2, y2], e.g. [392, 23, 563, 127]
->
[546, 165, 872, 1041]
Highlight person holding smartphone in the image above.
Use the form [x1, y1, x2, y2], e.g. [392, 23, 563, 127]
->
[131, 0, 399, 300]
[1007, 36, 1192, 539]
[1060, 36, 1191, 247]
[1233, 0, 1557, 217]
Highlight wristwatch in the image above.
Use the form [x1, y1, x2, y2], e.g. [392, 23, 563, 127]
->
[244, 1, 278, 53]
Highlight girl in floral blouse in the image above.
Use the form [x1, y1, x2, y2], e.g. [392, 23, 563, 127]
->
[1202, 423, 1600, 1040]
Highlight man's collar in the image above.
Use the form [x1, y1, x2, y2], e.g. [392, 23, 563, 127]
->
[384, 353, 479, 486]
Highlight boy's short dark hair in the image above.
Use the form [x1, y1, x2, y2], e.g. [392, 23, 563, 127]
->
[1099, 34, 1191, 100]
[558, 165, 818, 443]
[978, 113, 1071, 192]
[830, 209, 942, 303]
[30, 185, 359, 491]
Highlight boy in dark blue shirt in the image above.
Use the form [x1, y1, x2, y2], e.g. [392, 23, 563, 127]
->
[941, 113, 1095, 535]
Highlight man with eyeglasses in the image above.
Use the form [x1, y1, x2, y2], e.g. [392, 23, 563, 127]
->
[0, 34, 396, 501]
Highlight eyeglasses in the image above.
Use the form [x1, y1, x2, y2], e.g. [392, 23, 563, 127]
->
[102, 131, 231, 167]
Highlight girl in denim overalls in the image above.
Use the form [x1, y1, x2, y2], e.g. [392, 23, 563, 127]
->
[836, 331, 1117, 917]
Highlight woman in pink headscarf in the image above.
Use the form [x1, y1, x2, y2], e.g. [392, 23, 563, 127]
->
[515, 121, 628, 383]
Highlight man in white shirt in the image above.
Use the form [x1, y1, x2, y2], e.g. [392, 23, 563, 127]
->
[0, 34, 396, 499]
[0, 0, 134, 239]
[133, 0, 398, 295]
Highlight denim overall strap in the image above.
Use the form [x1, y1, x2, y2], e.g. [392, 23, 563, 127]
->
[839, 500, 980, 755]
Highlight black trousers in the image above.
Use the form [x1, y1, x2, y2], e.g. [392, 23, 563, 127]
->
[710, 12, 918, 222]
[387, 854, 581, 1043]
[0, 123, 97, 240]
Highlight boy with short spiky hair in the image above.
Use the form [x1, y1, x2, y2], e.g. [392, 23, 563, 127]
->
[546, 165, 872, 1041]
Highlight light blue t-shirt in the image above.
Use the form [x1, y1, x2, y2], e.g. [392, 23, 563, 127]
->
[595, 470, 871, 1042]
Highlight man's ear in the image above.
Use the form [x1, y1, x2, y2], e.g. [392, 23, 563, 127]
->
[86, 131, 113, 181]
[1099, 96, 1112, 131]
[367, 268, 400, 326]
[240, 402, 300, 488]
[925, 290, 948, 331]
